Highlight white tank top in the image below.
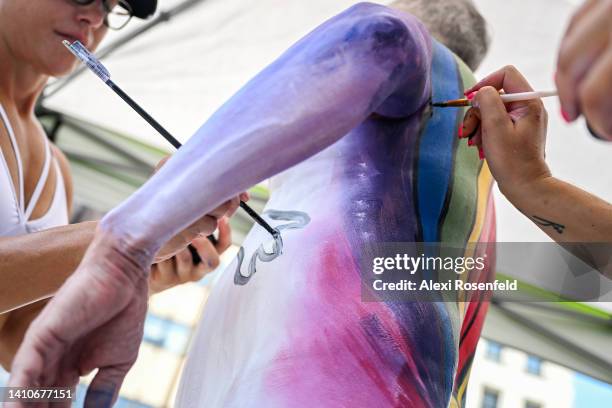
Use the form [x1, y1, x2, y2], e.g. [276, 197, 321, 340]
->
[0, 103, 68, 237]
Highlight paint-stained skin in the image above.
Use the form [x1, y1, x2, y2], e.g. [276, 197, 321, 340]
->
[95, 3, 494, 407]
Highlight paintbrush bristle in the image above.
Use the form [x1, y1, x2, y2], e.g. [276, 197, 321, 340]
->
[431, 98, 470, 108]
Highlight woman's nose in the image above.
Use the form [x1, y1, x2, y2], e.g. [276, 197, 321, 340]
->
[75, 0, 107, 29]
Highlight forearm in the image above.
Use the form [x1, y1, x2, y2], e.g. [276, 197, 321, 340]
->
[101, 4, 432, 258]
[503, 176, 612, 275]
[0, 299, 48, 370]
[503, 176, 612, 242]
[0, 221, 96, 313]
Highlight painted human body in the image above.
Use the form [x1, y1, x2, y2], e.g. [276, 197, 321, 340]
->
[176, 6, 495, 407]
[10, 3, 494, 406]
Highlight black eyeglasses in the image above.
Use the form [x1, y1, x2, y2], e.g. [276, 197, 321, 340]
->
[70, 0, 133, 30]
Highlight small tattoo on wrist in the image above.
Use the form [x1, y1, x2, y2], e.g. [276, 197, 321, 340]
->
[532, 215, 565, 234]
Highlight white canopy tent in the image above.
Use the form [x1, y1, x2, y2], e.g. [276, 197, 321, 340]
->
[41, 0, 612, 383]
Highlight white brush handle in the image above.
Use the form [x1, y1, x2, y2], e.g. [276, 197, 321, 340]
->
[499, 90, 558, 103]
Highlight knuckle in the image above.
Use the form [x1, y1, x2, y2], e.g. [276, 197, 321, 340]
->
[556, 45, 571, 74]
[206, 216, 219, 230]
[503, 64, 518, 74]
[177, 250, 191, 265]
[196, 265, 209, 279]
[196, 217, 216, 234]
[480, 86, 498, 97]
[200, 215, 216, 227]
[490, 116, 507, 128]
[579, 84, 601, 114]
[208, 256, 221, 270]
[531, 99, 546, 115]
[531, 106, 547, 124]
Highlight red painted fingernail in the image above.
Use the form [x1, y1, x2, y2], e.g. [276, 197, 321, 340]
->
[458, 126, 464, 138]
[468, 138, 474, 146]
[466, 91, 476, 100]
[478, 148, 485, 160]
[561, 109, 571, 123]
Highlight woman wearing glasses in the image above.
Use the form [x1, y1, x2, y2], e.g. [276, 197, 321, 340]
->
[0, 0, 240, 370]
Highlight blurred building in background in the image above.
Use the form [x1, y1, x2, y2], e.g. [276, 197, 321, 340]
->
[466, 340, 574, 408]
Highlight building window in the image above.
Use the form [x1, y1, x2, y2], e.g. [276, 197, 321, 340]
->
[526, 355, 542, 376]
[482, 387, 500, 408]
[485, 341, 502, 362]
[143, 314, 191, 354]
[525, 401, 542, 408]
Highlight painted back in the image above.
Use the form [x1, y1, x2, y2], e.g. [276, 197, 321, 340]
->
[177, 42, 496, 408]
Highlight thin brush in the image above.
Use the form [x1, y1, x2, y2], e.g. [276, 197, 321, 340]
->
[432, 90, 558, 107]
[63, 40, 280, 253]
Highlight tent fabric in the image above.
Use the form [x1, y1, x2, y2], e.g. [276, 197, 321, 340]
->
[484, 301, 612, 384]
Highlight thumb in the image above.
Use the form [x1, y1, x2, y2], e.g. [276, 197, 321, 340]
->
[473, 86, 513, 135]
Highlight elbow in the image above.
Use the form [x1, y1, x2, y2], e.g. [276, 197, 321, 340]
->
[339, 4, 431, 116]
[342, 3, 425, 68]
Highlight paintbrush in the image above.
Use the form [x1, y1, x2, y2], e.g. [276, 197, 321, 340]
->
[432, 90, 558, 107]
[63, 40, 281, 264]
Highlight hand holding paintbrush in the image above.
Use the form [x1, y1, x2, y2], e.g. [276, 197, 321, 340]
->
[454, 65, 612, 248]
[457, 67, 554, 190]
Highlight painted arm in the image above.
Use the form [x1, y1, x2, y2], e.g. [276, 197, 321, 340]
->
[102, 2, 432, 257]
[8, 3, 433, 404]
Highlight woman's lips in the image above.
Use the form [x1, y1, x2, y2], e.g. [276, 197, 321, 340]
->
[55, 31, 88, 48]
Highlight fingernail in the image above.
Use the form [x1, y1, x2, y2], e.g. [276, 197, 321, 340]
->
[560, 108, 571, 123]
[466, 91, 476, 100]
[468, 139, 473, 146]
[458, 126, 464, 138]
[478, 148, 485, 160]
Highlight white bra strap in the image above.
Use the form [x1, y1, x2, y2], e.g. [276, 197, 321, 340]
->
[24, 137, 52, 220]
[0, 103, 24, 212]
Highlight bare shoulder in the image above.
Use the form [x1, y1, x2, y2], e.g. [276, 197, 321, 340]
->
[50, 143, 73, 216]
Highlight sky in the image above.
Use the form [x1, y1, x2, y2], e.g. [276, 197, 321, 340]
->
[574, 373, 612, 408]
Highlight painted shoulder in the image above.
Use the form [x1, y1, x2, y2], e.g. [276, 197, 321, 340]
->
[331, 3, 435, 117]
